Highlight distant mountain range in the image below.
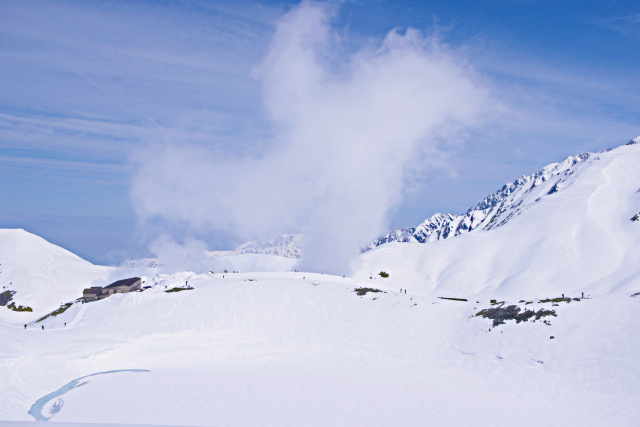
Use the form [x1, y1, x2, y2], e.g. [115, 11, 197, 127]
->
[364, 137, 639, 251]
[232, 234, 304, 259]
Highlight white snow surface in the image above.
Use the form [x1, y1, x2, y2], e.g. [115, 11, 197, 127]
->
[1, 142, 639, 425]
[1, 271, 639, 425]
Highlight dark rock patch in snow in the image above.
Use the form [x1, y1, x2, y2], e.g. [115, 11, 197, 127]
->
[539, 296, 580, 304]
[354, 287, 383, 296]
[0, 289, 15, 306]
[547, 182, 560, 195]
[476, 305, 557, 327]
[165, 286, 194, 293]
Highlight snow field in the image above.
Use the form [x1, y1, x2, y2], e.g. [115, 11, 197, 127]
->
[1, 271, 639, 425]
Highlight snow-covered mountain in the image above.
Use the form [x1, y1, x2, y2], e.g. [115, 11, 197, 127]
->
[232, 234, 303, 259]
[121, 234, 304, 271]
[2, 140, 640, 426]
[365, 140, 639, 251]
[0, 229, 113, 322]
[364, 212, 458, 249]
[357, 139, 640, 299]
[119, 257, 159, 269]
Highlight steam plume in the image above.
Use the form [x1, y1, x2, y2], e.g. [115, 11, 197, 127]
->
[131, 1, 491, 274]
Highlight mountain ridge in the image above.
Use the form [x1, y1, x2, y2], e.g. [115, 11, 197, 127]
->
[363, 140, 640, 251]
[357, 140, 640, 298]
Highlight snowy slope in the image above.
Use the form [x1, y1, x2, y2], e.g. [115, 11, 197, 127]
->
[356, 141, 640, 299]
[364, 143, 632, 251]
[0, 229, 113, 322]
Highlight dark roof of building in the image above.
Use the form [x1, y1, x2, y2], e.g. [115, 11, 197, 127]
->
[104, 277, 141, 289]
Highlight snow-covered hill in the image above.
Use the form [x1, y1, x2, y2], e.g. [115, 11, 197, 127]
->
[365, 139, 639, 251]
[0, 229, 113, 322]
[357, 140, 640, 299]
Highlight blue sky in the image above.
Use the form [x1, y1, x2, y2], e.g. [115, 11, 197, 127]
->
[1, 0, 639, 265]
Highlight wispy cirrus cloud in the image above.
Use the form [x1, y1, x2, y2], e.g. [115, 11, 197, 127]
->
[0, 0, 276, 146]
[592, 11, 640, 39]
[2, 0, 640, 267]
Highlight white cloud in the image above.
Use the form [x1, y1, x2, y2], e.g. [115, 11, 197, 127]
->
[131, 1, 493, 274]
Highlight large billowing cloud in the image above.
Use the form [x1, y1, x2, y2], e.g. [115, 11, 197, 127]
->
[131, 1, 492, 274]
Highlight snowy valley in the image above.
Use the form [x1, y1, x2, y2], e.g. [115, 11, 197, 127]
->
[1, 140, 639, 426]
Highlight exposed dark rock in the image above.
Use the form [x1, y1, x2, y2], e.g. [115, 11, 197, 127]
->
[476, 305, 557, 327]
[0, 290, 15, 306]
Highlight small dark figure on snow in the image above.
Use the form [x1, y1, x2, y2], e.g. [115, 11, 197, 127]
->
[581, 292, 584, 298]
[24, 324, 27, 329]
[404, 289, 406, 294]
[41, 325, 44, 330]
[562, 293, 565, 298]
